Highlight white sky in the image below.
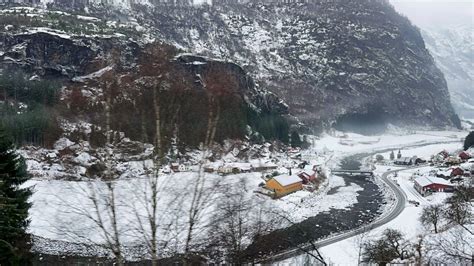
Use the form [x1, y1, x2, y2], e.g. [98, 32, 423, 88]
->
[390, 0, 474, 27]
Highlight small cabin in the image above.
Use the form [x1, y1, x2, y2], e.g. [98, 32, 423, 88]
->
[450, 167, 464, 177]
[171, 163, 179, 172]
[297, 172, 316, 184]
[178, 164, 189, 172]
[459, 151, 471, 161]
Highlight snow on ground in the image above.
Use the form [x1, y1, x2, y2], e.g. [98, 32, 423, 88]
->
[26, 129, 468, 259]
[377, 142, 462, 161]
[312, 129, 465, 170]
[273, 175, 362, 223]
[280, 141, 465, 265]
[27, 171, 267, 258]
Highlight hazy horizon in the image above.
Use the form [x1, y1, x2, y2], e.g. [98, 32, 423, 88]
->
[390, 0, 473, 28]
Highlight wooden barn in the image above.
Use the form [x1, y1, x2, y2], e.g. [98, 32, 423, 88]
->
[266, 174, 303, 198]
[414, 176, 454, 196]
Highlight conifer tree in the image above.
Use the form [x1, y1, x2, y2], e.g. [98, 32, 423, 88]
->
[389, 151, 395, 160]
[0, 126, 32, 265]
[290, 131, 302, 148]
[464, 131, 474, 151]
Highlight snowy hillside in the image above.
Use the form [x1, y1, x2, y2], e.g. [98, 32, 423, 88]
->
[421, 24, 474, 118]
[0, 0, 461, 131]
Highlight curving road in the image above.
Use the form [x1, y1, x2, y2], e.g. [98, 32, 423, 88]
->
[262, 167, 413, 264]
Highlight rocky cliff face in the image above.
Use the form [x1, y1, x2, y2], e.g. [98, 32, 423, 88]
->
[153, 2, 461, 130]
[0, 30, 290, 151]
[0, 1, 461, 136]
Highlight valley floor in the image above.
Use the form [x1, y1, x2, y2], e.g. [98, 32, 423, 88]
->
[280, 137, 472, 264]
[24, 128, 469, 261]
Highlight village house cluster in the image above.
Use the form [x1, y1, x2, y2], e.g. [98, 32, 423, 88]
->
[161, 143, 324, 199]
[161, 144, 324, 198]
[379, 147, 473, 197]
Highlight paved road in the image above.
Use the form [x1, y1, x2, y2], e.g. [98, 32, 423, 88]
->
[261, 167, 412, 264]
[261, 138, 463, 264]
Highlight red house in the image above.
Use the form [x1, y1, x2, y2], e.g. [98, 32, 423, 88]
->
[450, 167, 464, 177]
[459, 151, 471, 161]
[414, 176, 454, 196]
[297, 172, 316, 184]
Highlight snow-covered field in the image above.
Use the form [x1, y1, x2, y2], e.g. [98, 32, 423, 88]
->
[25, 129, 469, 259]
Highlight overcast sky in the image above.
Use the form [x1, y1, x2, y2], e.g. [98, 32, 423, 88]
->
[390, 0, 473, 28]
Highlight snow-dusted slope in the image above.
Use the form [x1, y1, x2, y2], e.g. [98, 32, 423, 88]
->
[421, 24, 474, 118]
[0, 0, 462, 131]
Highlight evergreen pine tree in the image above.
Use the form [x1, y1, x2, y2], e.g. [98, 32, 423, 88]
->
[464, 131, 474, 151]
[290, 131, 302, 148]
[397, 150, 402, 159]
[0, 126, 32, 265]
[389, 151, 395, 160]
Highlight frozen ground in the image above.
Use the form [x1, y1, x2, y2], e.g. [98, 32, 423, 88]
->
[25, 129, 468, 259]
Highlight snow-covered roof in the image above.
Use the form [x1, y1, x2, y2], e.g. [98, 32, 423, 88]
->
[415, 176, 452, 187]
[395, 157, 413, 163]
[228, 162, 252, 170]
[272, 174, 302, 187]
[250, 160, 278, 168]
[437, 169, 452, 177]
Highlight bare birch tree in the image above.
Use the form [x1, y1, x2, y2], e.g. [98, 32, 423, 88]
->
[208, 179, 276, 264]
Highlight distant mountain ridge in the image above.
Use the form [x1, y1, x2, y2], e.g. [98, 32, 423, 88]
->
[421, 24, 474, 119]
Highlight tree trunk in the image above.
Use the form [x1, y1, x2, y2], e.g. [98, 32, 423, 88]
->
[209, 102, 220, 147]
[204, 97, 215, 148]
[153, 86, 162, 159]
[150, 171, 159, 266]
[105, 82, 112, 147]
[141, 110, 148, 143]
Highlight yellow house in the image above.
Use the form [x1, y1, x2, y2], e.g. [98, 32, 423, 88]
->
[266, 174, 303, 198]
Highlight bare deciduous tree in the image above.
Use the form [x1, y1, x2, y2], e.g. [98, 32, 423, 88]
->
[425, 226, 473, 264]
[352, 224, 373, 265]
[209, 179, 275, 264]
[420, 204, 444, 233]
[444, 187, 473, 234]
[362, 229, 413, 265]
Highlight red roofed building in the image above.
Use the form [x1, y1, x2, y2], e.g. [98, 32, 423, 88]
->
[297, 172, 316, 184]
[451, 167, 464, 177]
[414, 176, 454, 196]
[459, 151, 471, 161]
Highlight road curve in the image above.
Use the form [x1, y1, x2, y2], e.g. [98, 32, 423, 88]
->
[261, 167, 411, 264]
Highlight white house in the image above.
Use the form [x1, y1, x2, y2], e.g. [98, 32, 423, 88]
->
[178, 164, 189, 172]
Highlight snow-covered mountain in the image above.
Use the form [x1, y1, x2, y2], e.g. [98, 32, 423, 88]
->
[421, 24, 474, 118]
[0, 0, 462, 140]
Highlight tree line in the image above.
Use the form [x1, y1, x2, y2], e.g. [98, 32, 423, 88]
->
[0, 72, 62, 147]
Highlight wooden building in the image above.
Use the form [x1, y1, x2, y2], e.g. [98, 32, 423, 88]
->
[266, 174, 303, 198]
[414, 176, 454, 196]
